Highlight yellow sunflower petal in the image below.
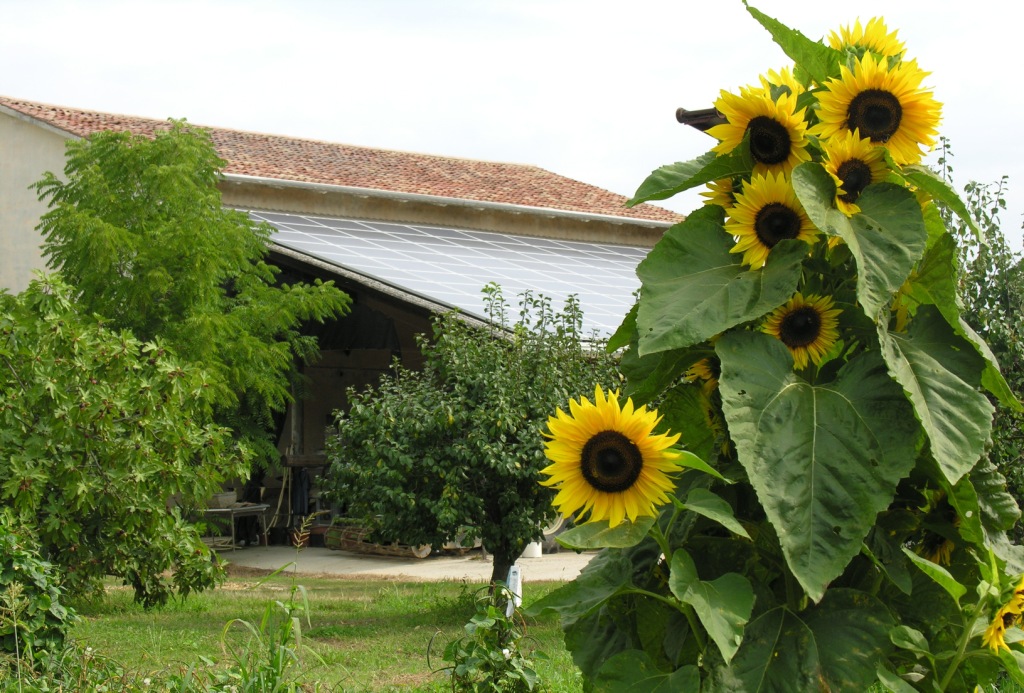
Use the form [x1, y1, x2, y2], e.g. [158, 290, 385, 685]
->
[828, 17, 905, 59]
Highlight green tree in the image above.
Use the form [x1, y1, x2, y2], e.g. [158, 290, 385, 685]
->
[323, 284, 620, 584]
[33, 121, 351, 467]
[0, 276, 245, 606]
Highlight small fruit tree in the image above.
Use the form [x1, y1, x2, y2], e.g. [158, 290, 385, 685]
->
[529, 6, 1024, 691]
[323, 285, 620, 585]
[0, 276, 245, 606]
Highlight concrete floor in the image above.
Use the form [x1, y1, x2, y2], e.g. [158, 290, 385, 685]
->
[221, 544, 596, 583]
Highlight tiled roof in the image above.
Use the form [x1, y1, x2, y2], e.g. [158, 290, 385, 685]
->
[0, 96, 680, 224]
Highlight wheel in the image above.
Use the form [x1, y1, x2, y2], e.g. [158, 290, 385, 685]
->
[542, 514, 565, 537]
[410, 544, 432, 559]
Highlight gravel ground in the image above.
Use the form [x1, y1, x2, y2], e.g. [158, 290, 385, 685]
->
[220, 544, 598, 581]
[222, 544, 596, 583]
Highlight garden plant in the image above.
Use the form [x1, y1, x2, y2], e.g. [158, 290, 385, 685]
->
[324, 284, 619, 585]
[529, 6, 1024, 691]
[0, 276, 242, 607]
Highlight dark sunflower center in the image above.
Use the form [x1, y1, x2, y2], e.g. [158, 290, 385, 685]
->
[779, 306, 822, 348]
[1004, 611, 1019, 629]
[846, 89, 902, 143]
[580, 430, 644, 493]
[746, 115, 791, 165]
[836, 159, 873, 203]
[754, 202, 802, 248]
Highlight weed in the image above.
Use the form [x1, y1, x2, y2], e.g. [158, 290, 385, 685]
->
[430, 582, 546, 692]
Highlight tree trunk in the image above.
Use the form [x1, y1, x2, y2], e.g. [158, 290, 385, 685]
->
[489, 547, 517, 590]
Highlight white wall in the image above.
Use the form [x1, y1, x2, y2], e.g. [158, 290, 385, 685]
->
[0, 112, 69, 292]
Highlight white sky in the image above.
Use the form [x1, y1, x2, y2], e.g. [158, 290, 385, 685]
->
[3, 0, 1022, 249]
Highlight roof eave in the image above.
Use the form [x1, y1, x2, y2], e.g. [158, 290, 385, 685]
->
[0, 103, 81, 141]
[223, 172, 675, 229]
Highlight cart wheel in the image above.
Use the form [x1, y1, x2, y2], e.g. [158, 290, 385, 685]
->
[542, 514, 565, 537]
[411, 544, 432, 559]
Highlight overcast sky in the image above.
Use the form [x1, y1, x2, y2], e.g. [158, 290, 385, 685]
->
[3, 0, 1022, 249]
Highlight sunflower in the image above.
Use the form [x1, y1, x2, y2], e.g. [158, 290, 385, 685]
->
[539, 385, 682, 528]
[758, 66, 804, 98]
[821, 129, 890, 215]
[827, 17, 905, 59]
[984, 606, 1020, 653]
[725, 171, 817, 269]
[700, 178, 738, 208]
[813, 53, 941, 166]
[762, 293, 842, 369]
[918, 532, 955, 566]
[685, 357, 721, 392]
[707, 87, 811, 175]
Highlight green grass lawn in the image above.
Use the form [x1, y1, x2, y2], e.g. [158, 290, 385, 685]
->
[67, 564, 582, 692]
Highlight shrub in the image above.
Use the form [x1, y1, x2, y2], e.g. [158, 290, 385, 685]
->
[0, 511, 76, 661]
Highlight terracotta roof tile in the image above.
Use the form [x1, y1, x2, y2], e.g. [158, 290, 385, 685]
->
[0, 96, 680, 224]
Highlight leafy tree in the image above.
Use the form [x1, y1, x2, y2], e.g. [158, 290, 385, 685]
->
[323, 284, 620, 584]
[0, 276, 245, 606]
[940, 143, 1024, 534]
[33, 121, 351, 467]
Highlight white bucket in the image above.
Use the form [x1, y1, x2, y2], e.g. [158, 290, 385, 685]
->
[521, 541, 543, 558]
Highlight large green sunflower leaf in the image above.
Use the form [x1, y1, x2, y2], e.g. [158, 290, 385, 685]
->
[595, 651, 700, 692]
[957, 318, 1021, 410]
[904, 234, 1019, 409]
[609, 305, 700, 404]
[997, 649, 1024, 688]
[714, 589, 892, 692]
[717, 331, 920, 601]
[607, 302, 638, 353]
[944, 471, 985, 545]
[971, 457, 1021, 534]
[524, 549, 634, 624]
[681, 488, 750, 539]
[877, 305, 993, 485]
[793, 163, 927, 319]
[838, 181, 928, 317]
[876, 666, 920, 693]
[744, 3, 842, 85]
[658, 382, 718, 463]
[635, 204, 805, 357]
[670, 549, 754, 664]
[620, 343, 706, 405]
[548, 540, 664, 679]
[901, 548, 966, 606]
[901, 164, 980, 240]
[556, 516, 657, 550]
[629, 146, 753, 206]
[863, 509, 919, 596]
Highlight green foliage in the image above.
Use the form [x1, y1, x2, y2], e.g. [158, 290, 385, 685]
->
[528, 6, 1024, 691]
[939, 140, 1024, 539]
[33, 121, 351, 466]
[0, 512, 77, 662]
[432, 583, 545, 692]
[0, 276, 244, 606]
[323, 284, 619, 584]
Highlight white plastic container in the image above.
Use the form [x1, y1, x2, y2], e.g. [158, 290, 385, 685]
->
[521, 541, 543, 558]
